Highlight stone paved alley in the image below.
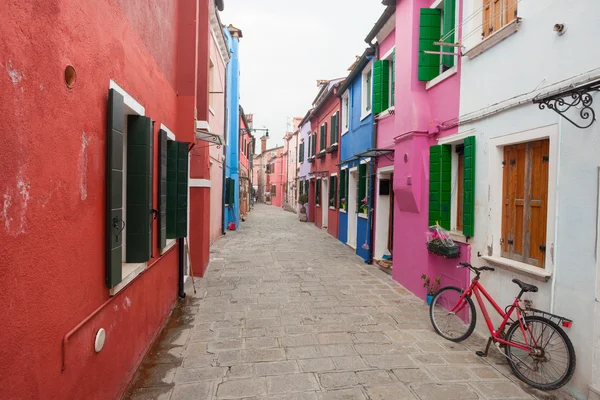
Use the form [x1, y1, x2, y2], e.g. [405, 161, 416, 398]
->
[125, 204, 567, 400]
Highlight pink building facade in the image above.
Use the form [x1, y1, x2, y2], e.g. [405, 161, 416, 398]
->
[390, 0, 470, 299]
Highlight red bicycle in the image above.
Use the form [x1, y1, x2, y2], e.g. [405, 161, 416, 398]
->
[429, 262, 576, 390]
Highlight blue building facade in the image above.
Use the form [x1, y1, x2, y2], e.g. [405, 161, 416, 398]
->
[224, 26, 241, 229]
[337, 48, 375, 262]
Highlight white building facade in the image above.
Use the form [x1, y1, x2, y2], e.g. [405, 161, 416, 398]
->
[459, 0, 600, 397]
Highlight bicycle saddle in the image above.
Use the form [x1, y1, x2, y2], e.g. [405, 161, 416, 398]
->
[512, 279, 538, 293]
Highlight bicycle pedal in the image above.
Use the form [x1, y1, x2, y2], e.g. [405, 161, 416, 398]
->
[475, 351, 487, 357]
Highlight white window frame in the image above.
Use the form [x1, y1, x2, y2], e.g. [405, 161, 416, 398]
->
[482, 124, 558, 279]
[380, 46, 396, 113]
[342, 92, 350, 134]
[361, 61, 373, 121]
[108, 80, 148, 296]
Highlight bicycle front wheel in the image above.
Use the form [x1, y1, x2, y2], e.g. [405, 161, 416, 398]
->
[429, 286, 477, 342]
[505, 315, 576, 391]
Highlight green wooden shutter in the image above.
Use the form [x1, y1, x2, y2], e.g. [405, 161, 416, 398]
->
[226, 177, 235, 205]
[373, 60, 390, 114]
[316, 179, 321, 205]
[330, 114, 336, 145]
[158, 130, 168, 250]
[126, 115, 153, 263]
[418, 8, 441, 81]
[321, 124, 326, 151]
[442, 0, 456, 69]
[428, 144, 452, 229]
[106, 89, 124, 289]
[358, 164, 367, 212]
[391, 51, 395, 106]
[299, 143, 304, 162]
[175, 142, 188, 238]
[463, 136, 476, 237]
[167, 141, 188, 239]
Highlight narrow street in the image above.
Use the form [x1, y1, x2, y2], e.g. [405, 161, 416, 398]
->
[124, 204, 553, 400]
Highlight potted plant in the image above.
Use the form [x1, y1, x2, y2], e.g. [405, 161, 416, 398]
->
[360, 197, 368, 214]
[340, 198, 346, 211]
[421, 274, 441, 305]
[426, 225, 460, 258]
[298, 193, 308, 222]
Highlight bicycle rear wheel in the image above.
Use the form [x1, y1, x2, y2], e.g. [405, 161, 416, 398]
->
[429, 286, 477, 342]
[504, 315, 576, 390]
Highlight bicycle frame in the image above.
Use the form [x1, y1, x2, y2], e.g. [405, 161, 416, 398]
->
[452, 279, 536, 353]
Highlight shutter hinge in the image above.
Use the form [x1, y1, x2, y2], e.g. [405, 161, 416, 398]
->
[542, 156, 549, 163]
[502, 160, 506, 166]
[539, 244, 546, 253]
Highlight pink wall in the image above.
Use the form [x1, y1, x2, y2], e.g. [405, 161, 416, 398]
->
[209, 30, 226, 243]
[269, 154, 285, 207]
[391, 0, 469, 299]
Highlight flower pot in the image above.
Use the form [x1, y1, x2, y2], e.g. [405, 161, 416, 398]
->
[426, 294, 434, 306]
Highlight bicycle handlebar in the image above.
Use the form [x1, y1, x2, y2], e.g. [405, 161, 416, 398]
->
[457, 262, 495, 272]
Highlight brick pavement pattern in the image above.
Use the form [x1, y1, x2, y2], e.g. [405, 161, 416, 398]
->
[125, 204, 567, 400]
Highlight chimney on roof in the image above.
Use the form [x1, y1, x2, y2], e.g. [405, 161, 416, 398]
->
[261, 135, 267, 154]
[246, 114, 253, 129]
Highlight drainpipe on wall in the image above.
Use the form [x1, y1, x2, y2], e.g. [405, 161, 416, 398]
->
[178, 239, 186, 298]
[368, 44, 378, 265]
[221, 64, 228, 236]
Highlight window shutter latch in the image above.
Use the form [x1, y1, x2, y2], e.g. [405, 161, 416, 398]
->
[113, 217, 125, 239]
[539, 244, 546, 253]
[542, 156, 549, 163]
[507, 239, 514, 245]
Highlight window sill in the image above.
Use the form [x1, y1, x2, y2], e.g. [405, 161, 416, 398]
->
[449, 231, 468, 244]
[342, 129, 349, 136]
[358, 213, 368, 219]
[464, 18, 521, 60]
[425, 66, 457, 91]
[339, 209, 347, 213]
[109, 262, 148, 296]
[481, 256, 552, 282]
[316, 205, 321, 208]
[376, 106, 395, 120]
[360, 111, 372, 122]
[161, 239, 177, 255]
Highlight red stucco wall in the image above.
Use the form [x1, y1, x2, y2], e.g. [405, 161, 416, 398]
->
[0, 0, 208, 398]
[310, 93, 340, 238]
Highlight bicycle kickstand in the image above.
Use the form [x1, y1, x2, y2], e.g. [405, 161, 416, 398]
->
[475, 337, 493, 358]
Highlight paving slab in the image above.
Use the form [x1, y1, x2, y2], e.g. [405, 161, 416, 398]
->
[124, 205, 549, 399]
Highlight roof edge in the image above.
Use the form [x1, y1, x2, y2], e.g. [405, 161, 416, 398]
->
[337, 47, 375, 96]
[365, 5, 396, 44]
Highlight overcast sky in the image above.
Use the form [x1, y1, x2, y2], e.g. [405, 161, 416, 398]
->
[221, 1, 385, 150]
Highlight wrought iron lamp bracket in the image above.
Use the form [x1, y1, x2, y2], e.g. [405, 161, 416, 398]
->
[533, 81, 600, 129]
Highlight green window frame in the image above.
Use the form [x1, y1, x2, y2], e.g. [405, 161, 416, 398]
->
[166, 141, 189, 239]
[339, 169, 347, 209]
[320, 123, 327, 152]
[418, 8, 442, 81]
[299, 142, 304, 163]
[329, 175, 337, 208]
[391, 50, 395, 106]
[462, 136, 476, 237]
[428, 144, 451, 229]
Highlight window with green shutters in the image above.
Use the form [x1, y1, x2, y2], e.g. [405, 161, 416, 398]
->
[419, 0, 456, 81]
[312, 133, 317, 156]
[428, 144, 452, 229]
[225, 177, 235, 205]
[339, 169, 347, 209]
[329, 175, 337, 208]
[307, 136, 312, 158]
[167, 141, 188, 239]
[106, 89, 156, 289]
[358, 164, 368, 214]
[315, 179, 321, 205]
[299, 142, 304, 163]
[320, 123, 327, 152]
[373, 60, 390, 114]
[158, 130, 168, 250]
[330, 112, 339, 146]
[304, 180, 309, 198]
[418, 8, 442, 81]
